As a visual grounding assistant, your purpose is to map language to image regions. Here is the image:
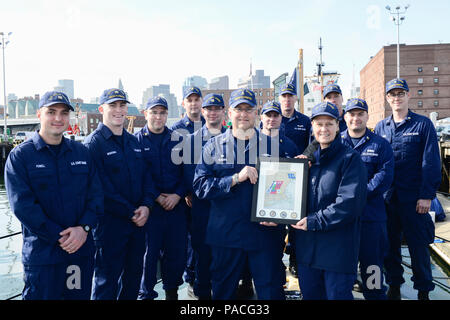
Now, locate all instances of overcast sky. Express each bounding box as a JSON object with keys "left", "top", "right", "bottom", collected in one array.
[{"left": 1, "top": 0, "right": 449, "bottom": 106}]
